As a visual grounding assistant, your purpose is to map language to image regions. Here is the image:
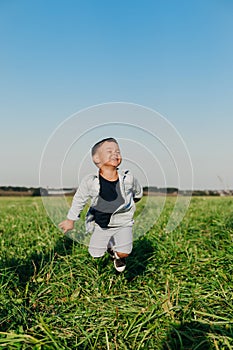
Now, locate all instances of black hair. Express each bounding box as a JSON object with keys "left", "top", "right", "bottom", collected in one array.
[{"left": 91, "top": 137, "right": 118, "bottom": 157}]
